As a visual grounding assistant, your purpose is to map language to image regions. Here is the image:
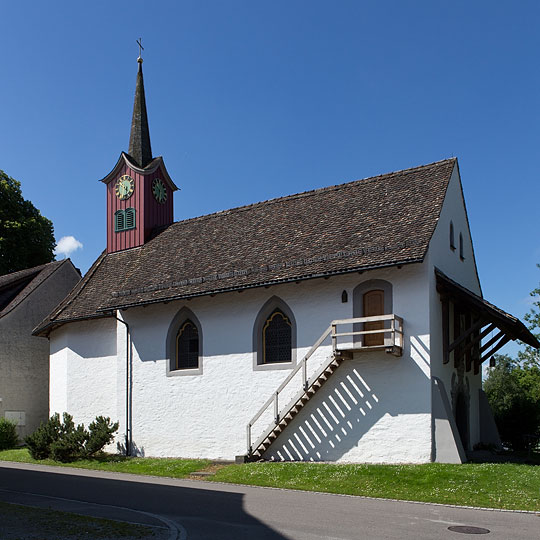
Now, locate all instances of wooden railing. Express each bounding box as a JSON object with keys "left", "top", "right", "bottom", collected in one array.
[{"left": 246, "top": 314, "right": 403, "bottom": 455}]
